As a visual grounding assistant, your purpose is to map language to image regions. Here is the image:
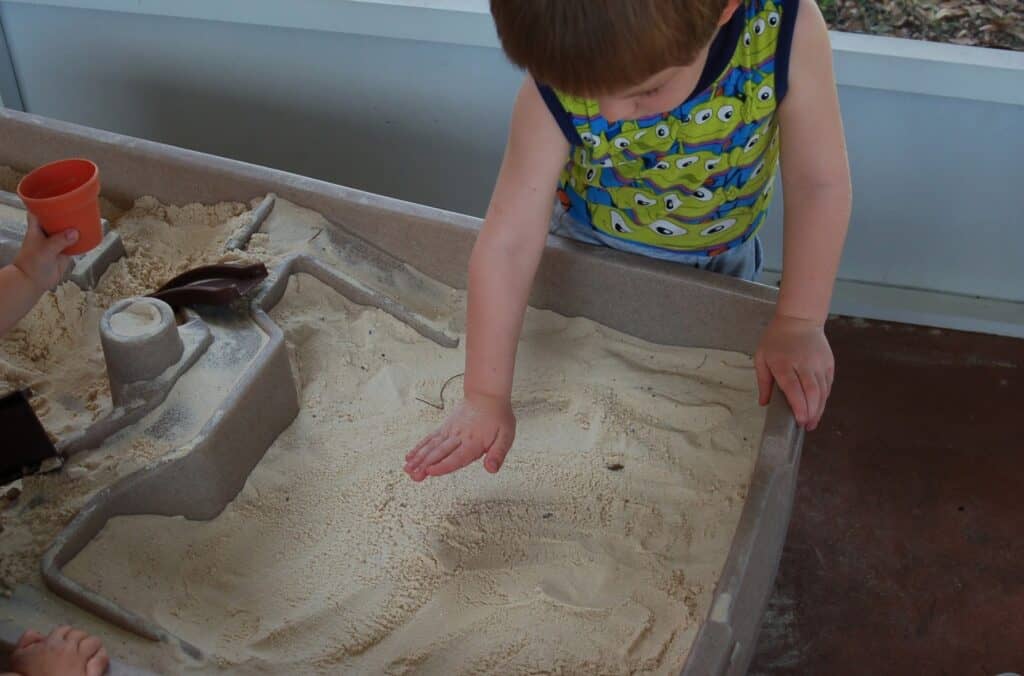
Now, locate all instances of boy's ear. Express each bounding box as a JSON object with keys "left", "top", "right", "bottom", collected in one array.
[{"left": 718, "top": 0, "right": 743, "bottom": 26}]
